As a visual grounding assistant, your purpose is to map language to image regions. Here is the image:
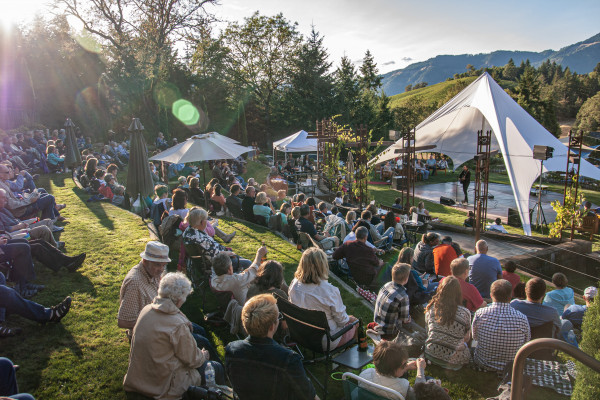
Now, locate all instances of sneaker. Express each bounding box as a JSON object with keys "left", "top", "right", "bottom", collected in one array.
[
  {"left": 56, "top": 204, "right": 66, "bottom": 211},
  {"left": 57, "top": 241, "right": 65, "bottom": 250},
  {"left": 49, "top": 297, "right": 72, "bottom": 323},
  {"left": 65, "top": 253, "right": 86, "bottom": 272},
  {"left": 0, "top": 326, "right": 22, "bottom": 338},
  {"left": 224, "top": 231, "right": 236, "bottom": 244},
  {"left": 52, "top": 226, "right": 65, "bottom": 233}
]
